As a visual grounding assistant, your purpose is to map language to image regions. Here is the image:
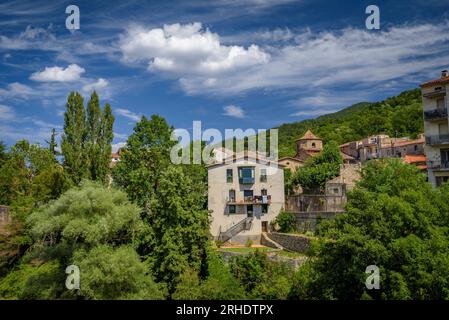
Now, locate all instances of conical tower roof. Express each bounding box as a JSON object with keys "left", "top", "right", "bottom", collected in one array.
[{"left": 296, "top": 129, "right": 321, "bottom": 141}]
